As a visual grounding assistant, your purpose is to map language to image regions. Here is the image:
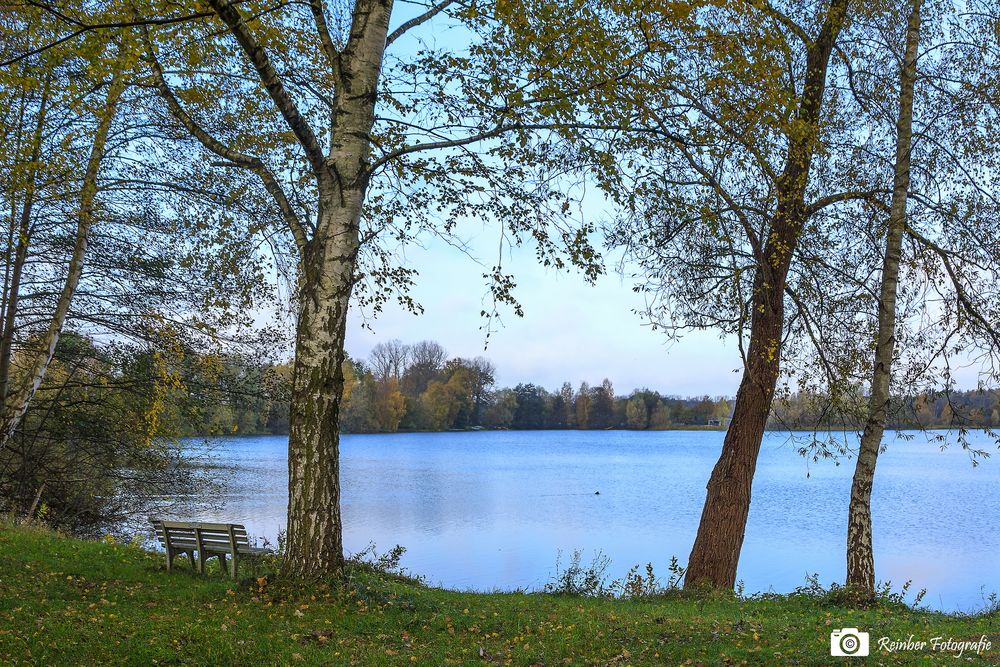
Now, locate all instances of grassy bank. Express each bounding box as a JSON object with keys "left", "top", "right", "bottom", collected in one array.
[{"left": 0, "top": 525, "right": 996, "bottom": 665}]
